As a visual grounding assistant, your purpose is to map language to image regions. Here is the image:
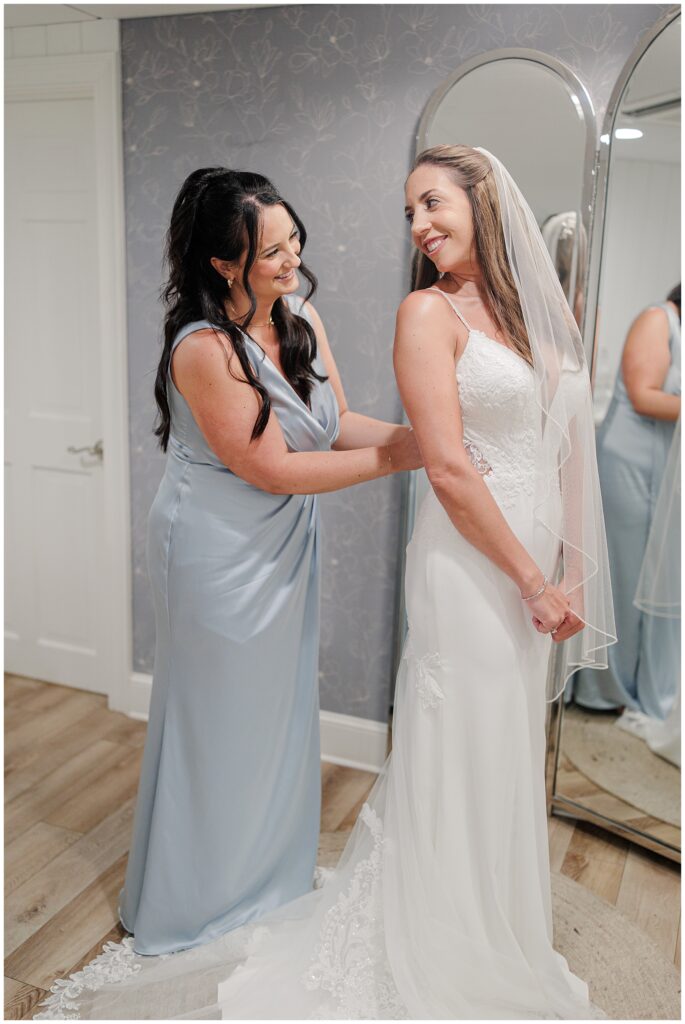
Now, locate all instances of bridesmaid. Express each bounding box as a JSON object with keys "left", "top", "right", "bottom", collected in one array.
[
  {"left": 119, "top": 168, "right": 421, "bottom": 955},
  {"left": 573, "top": 285, "right": 681, "bottom": 721}
]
